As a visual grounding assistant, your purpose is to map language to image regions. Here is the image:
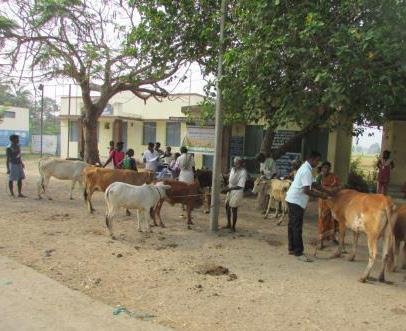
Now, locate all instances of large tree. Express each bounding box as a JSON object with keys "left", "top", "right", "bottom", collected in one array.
[
  {"left": 138, "top": 0, "right": 406, "bottom": 159},
  {"left": 218, "top": 0, "right": 406, "bottom": 158},
  {"left": 0, "top": 0, "right": 205, "bottom": 163}
]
